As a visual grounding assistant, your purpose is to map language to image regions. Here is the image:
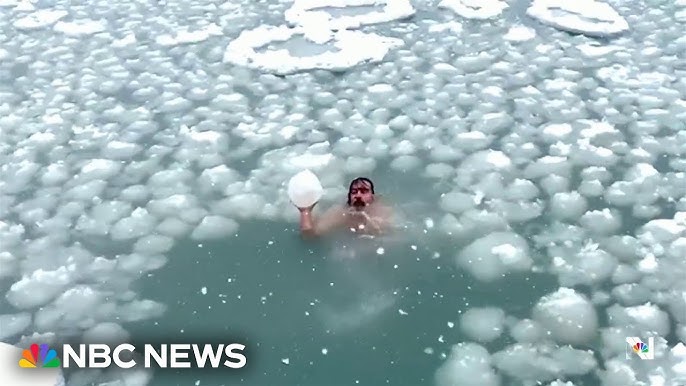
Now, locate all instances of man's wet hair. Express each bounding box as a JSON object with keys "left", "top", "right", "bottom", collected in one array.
[{"left": 347, "top": 177, "right": 375, "bottom": 205}]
